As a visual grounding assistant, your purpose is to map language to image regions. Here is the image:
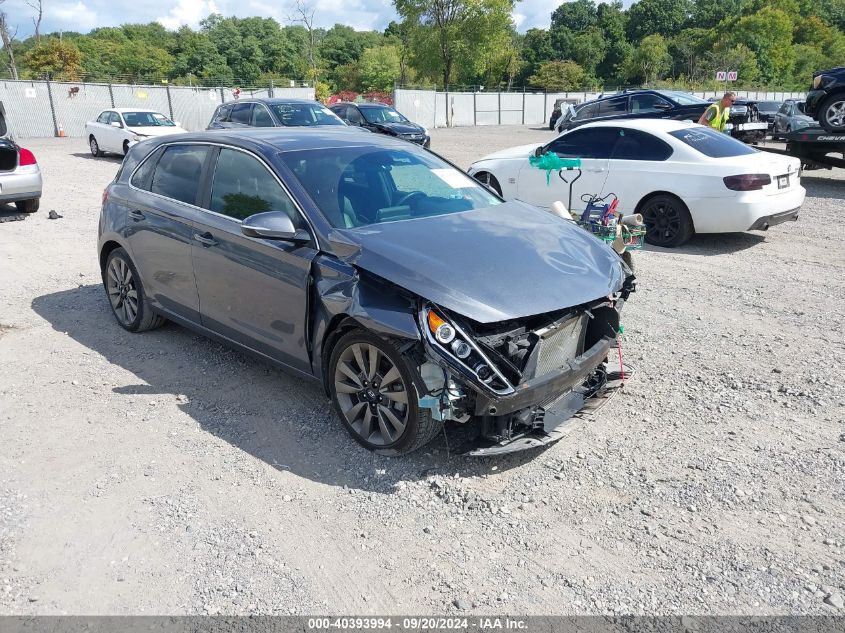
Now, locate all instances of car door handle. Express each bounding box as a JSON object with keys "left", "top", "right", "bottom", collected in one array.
[
  {"left": 585, "top": 167, "right": 606, "bottom": 172},
  {"left": 193, "top": 232, "right": 218, "bottom": 247},
  {"left": 129, "top": 210, "right": 145, "bottom": 221}
]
